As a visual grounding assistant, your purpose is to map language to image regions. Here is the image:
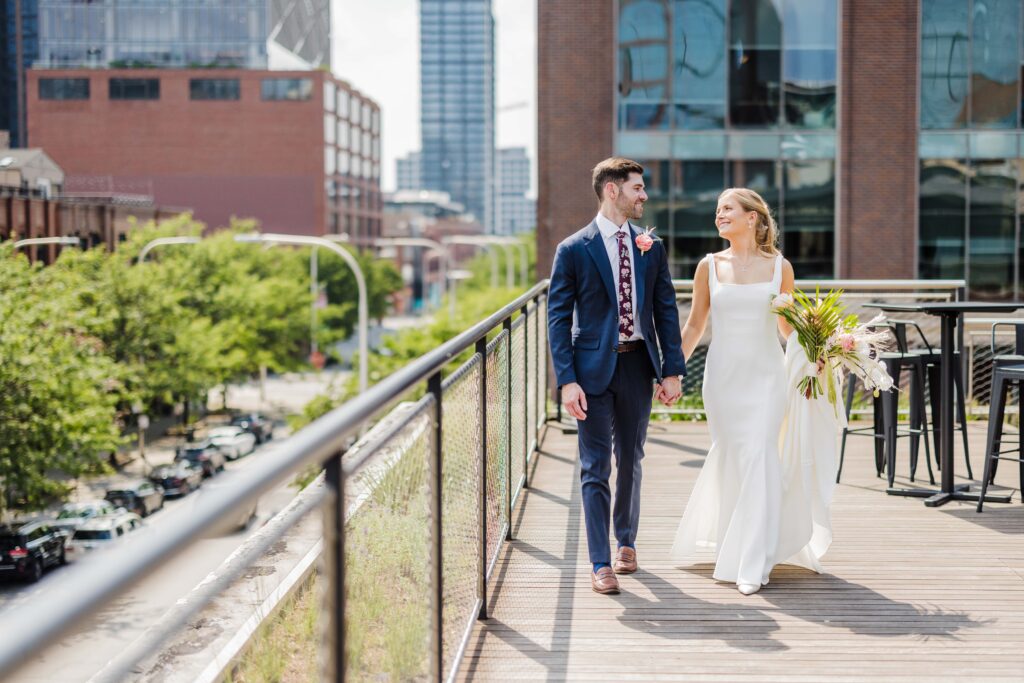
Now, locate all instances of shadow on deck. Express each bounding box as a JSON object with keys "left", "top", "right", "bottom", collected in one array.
[{"left": 459, "top": 420, "right": 1024, "bottom": 682}]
